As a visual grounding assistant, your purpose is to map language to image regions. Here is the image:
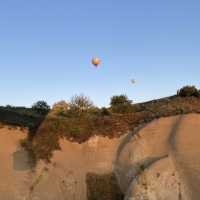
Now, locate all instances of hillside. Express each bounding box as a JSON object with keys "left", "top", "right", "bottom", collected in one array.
[
  {"left": 0, "top": 106, "right": 46, "bottom": 133},
  {"left": 31, "top": 95, "right": 200, "bottom": 162},
  {"left": 1, "top": 113, "right": 200, "bottom": 199},
  {"left": 1, "top": 94, "right": 200, "bottom": 162},
  {"left": 1, "top": 92, "right": 200, "bottom": 199}
]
